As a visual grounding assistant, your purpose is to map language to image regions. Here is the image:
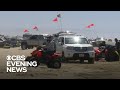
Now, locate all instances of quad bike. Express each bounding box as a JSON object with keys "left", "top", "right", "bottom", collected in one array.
[
  {"left": 94, "top": 47, "right": 105, "bottom": 61},
  {"left": 94, "top": 46, "right": 120, "bottom": 61},
  {"left": 25, "top": 49, "right": 62, "bottom": 69},
  {"left": 105, "top": 45, "right": 119, "bottom": 62}
]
